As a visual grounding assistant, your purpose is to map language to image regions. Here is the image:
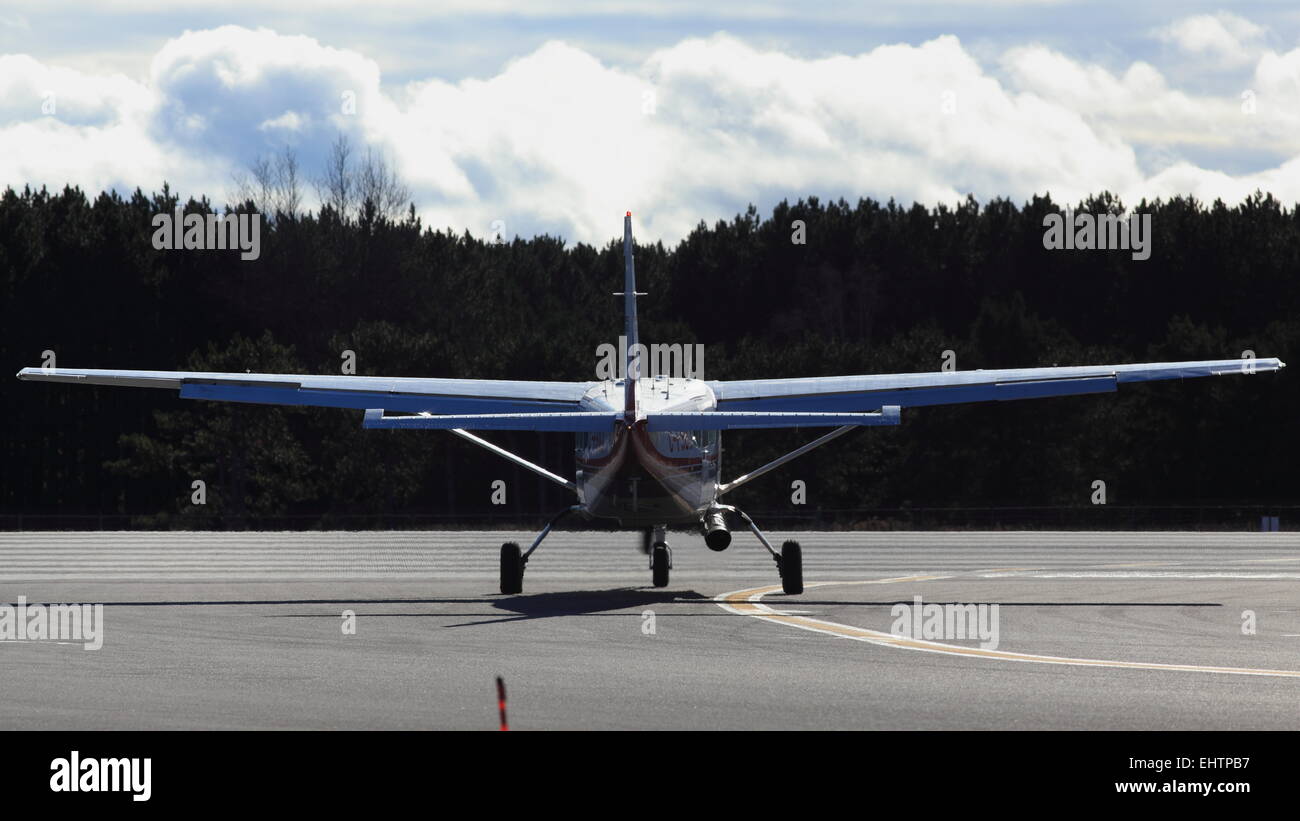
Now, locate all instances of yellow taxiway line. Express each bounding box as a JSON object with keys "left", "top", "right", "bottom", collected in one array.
[{"left": 715, "top": 578, "right": 1300, "bottom": 679}]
